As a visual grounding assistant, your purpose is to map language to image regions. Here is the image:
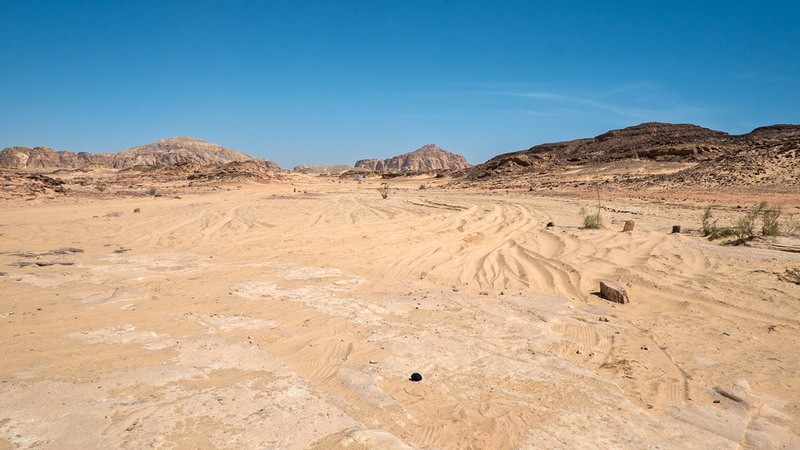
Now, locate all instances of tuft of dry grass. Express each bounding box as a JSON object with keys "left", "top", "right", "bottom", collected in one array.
[
  {"left": 779, "top": 267, "right": 800, "bottom": 285},
  {"left": 378, "top": 182, "right": 390, "bottom": 199}
]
